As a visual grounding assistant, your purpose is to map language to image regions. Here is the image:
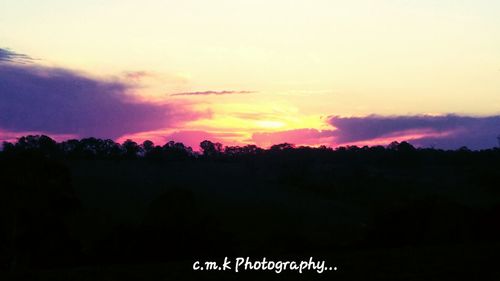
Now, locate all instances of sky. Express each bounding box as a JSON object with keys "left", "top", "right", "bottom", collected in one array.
[{"left": 1, "top": 0, "right": 500, "bottom": 149}]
